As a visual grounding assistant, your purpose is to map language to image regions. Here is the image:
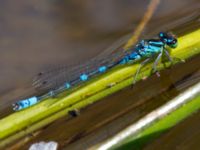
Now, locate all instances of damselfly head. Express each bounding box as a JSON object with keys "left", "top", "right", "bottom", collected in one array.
[{"left": 159, "top": 32, "right": 178, "bottom": 48}]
